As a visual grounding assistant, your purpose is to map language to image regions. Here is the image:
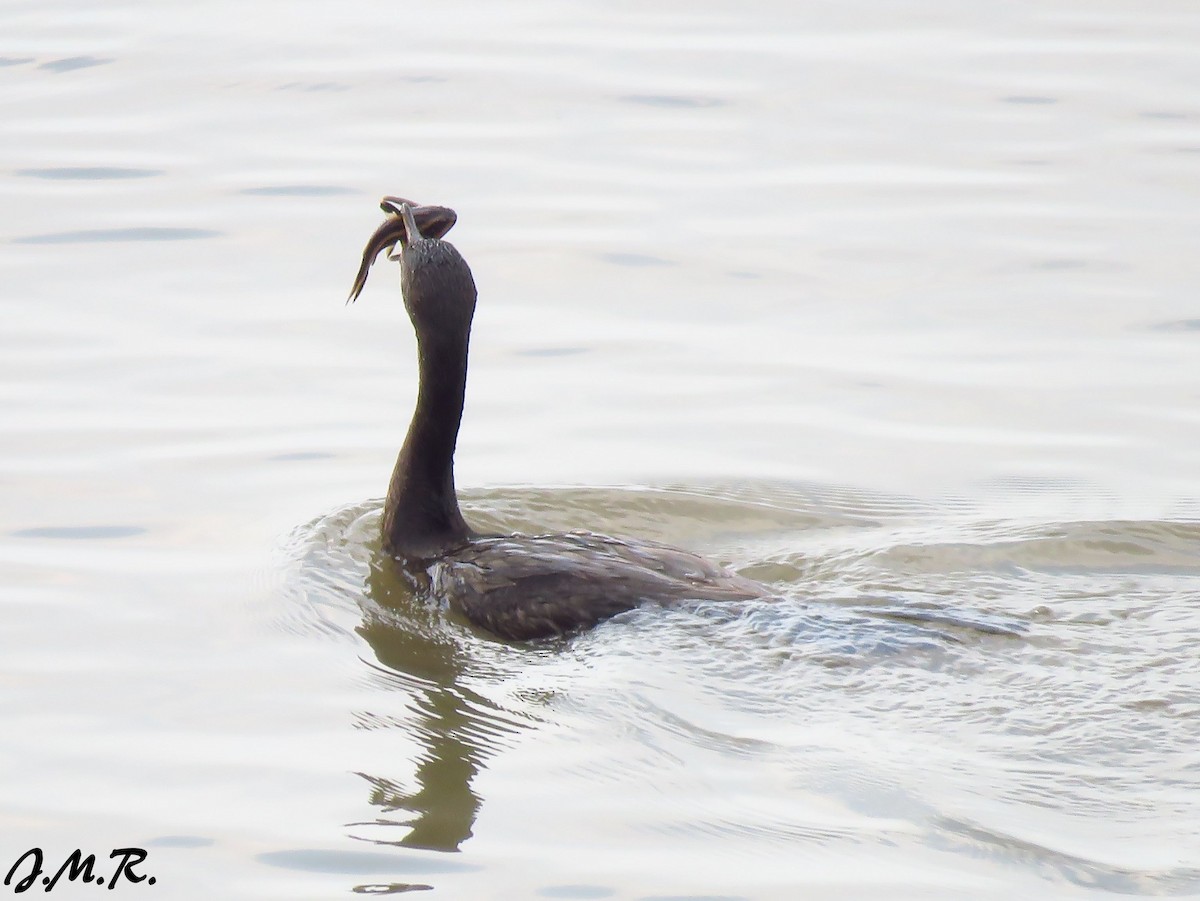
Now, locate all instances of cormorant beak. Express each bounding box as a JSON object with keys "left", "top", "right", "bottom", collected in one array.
[
  {"left": 347, "top": 198, "right": 458, "bottom": 303},
  {"left": 387, "top": 203, "right": 420, "bottom": 261}
]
